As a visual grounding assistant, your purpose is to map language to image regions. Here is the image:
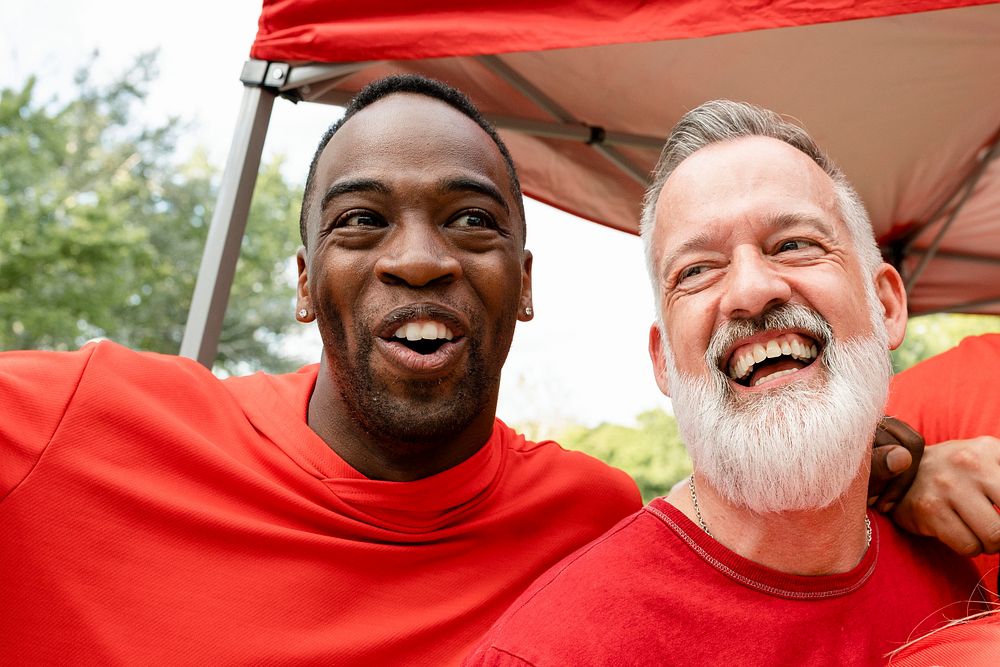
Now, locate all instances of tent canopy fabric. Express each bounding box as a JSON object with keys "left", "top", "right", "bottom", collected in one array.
[{"left": 180, "top": 0, "right": 1000, "bottom": 365}]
